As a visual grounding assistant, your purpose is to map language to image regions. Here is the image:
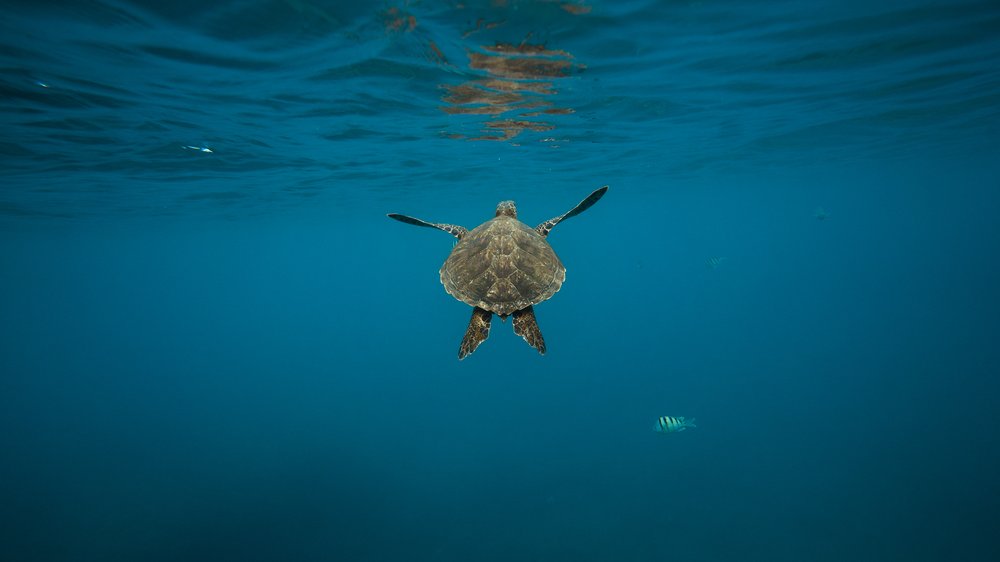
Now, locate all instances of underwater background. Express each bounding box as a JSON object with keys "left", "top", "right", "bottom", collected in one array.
[{"left": 2, "top": 1, "right": 999, "bottom": 560}]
